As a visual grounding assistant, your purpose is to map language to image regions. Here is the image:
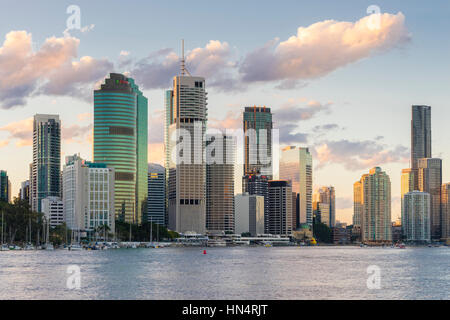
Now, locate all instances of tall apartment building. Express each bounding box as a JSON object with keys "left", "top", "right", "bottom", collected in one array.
[
  {"left": 355, "top": 167, "right": 392, "bottom": 243},
  {"left": 31, "top": 114, "right": 61, "bottom": 212},
  {"left": 41, "top": 197, "right": 64, "bottom": 228},
  {"left": 206, "top": 134, "right": 235, "bottom": 233},
  {"left": 63, "top": 155, "right": 115, "bottom": 233},
  {"left": 417, "top": 158, "right": 442, "bottom": 240},
  {"left": 268, "top": 180, "right": 292, "bottom": 235},
  {"left": 235, "top": 193, "right": 265, "bottom": 236},
  {"left": 94, "top": 73, "right": 148, "bottom": 224},
  {"left": 402, "top": 191, "right": 430, "bottom": 242},
  {"left": 243, "top": 106, "right": 273, "bottom": 178},
  {"left": 411, "top": 105, "right": 431, "bottom": 171},
  {"left": 0, "top": 171, "right": 10, "bottom": 203},
  {"left": 147, "top": 163, "right": 166, "bottom": 226},
  {"left": 279, "top": 146, "right": 313, "bottom": 227},
  {"left": 166, "top": 72, "right": 208, "bottom": 234},
  {"left": 441, "top": 183, "right": 450, "bottom": 241},
  {"left": 353, "top": 180, "right": 363, "bottom": 228}
]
